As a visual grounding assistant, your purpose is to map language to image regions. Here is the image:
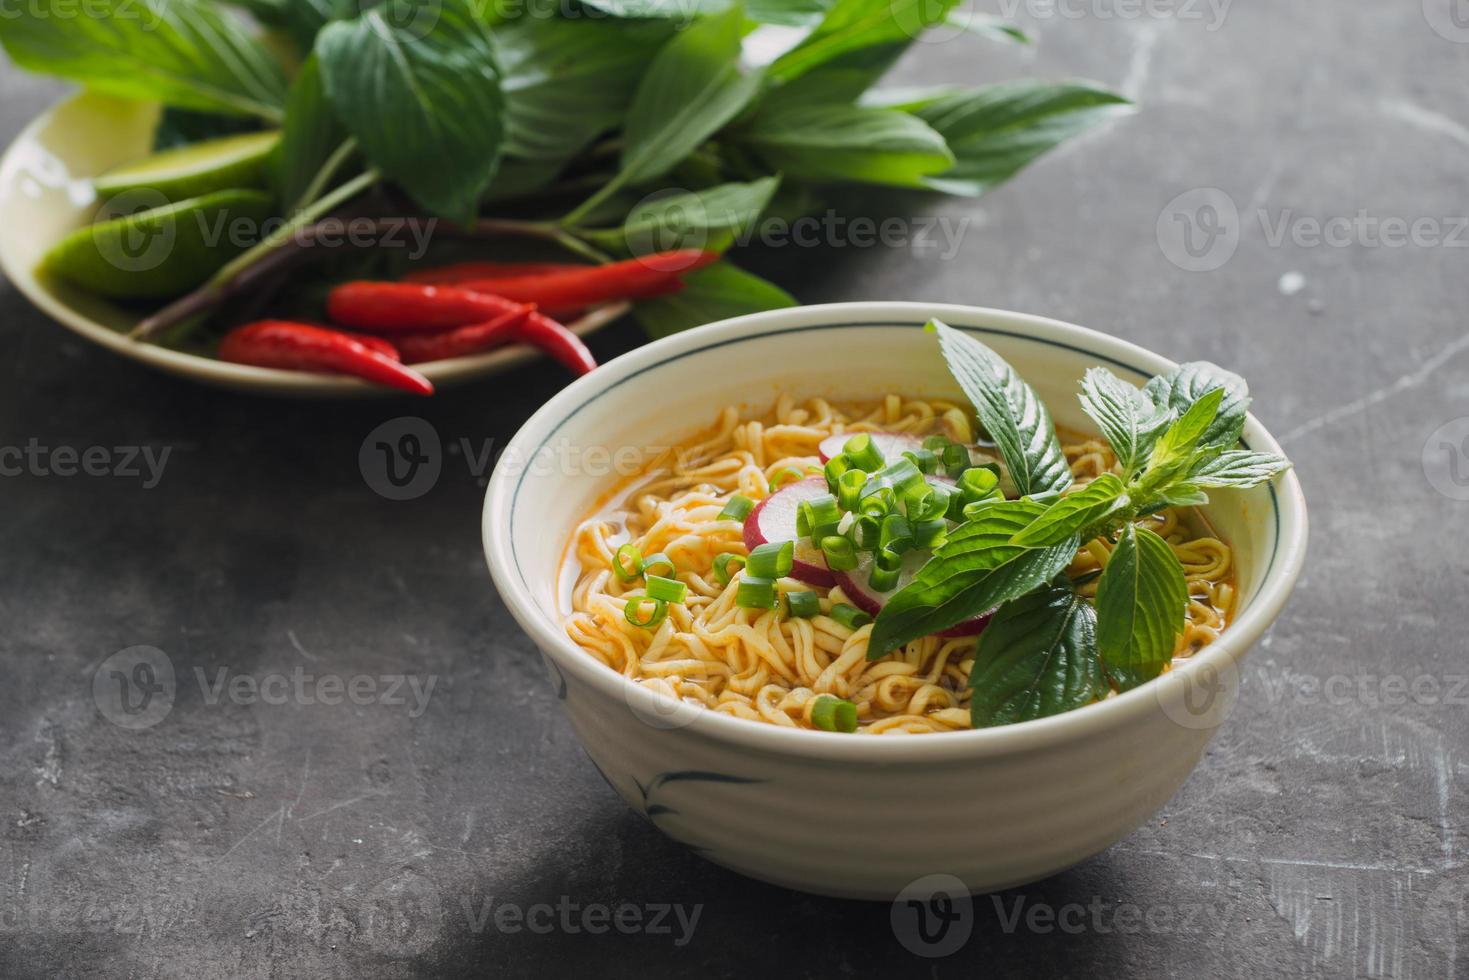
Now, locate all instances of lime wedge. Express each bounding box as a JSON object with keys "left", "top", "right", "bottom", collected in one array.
[
  {"left": 94, "top": 131, "right": 280, "bottom": 201},
  {"left": 41, "top": 189, "right": 275, "bottom": 300}
]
